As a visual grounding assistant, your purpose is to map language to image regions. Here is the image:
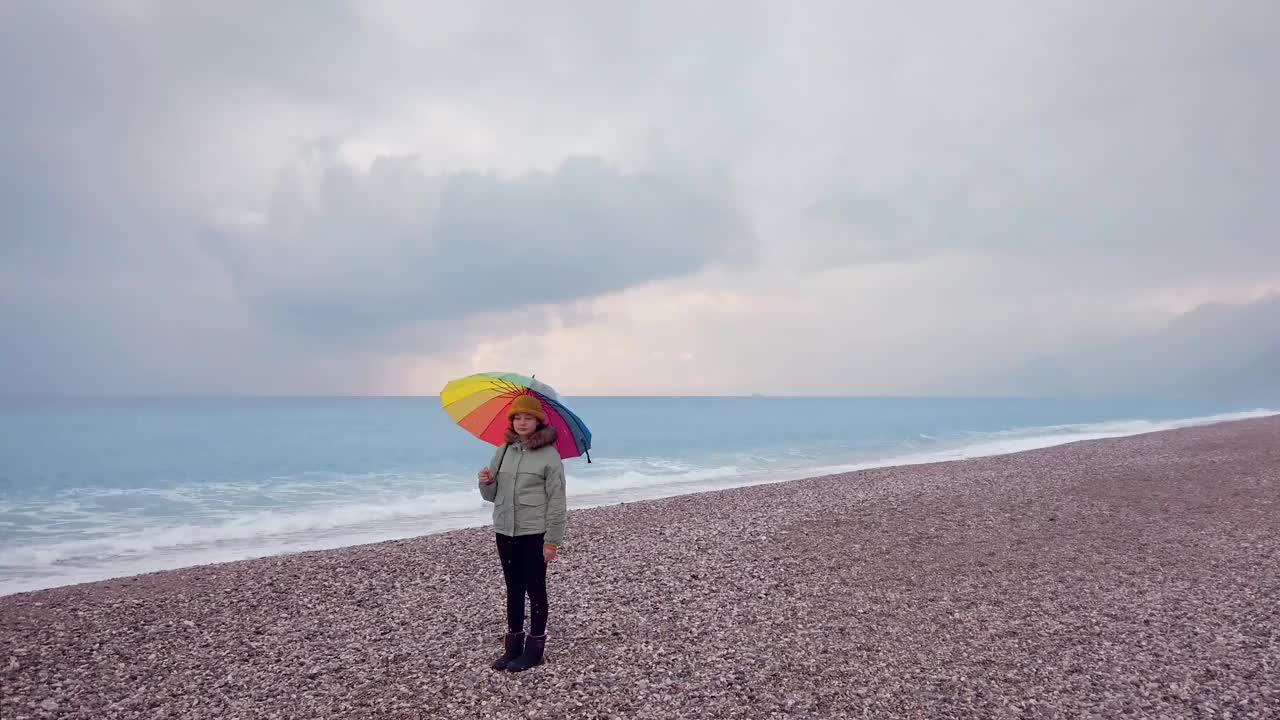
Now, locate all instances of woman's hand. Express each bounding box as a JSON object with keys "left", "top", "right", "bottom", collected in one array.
[
  {"left": 478, "top": 467, "right": 493, "bottom": 483},
  {"left": 543, "top": 544, "right": 558, "bottom": 563}
]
